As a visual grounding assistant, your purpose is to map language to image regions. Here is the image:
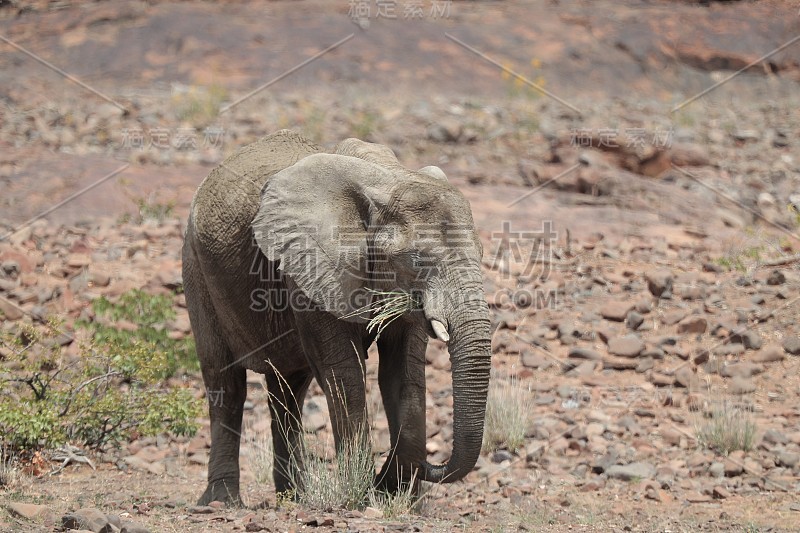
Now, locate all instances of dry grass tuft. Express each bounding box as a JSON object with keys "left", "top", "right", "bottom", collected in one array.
[
  {"left": 482, "top": 369, "right": 532, "bottom": 453},
  {"left": 695, "top": 400, "right": 757, "bottom": 455},
  {"left": 294, "top": 433, "right": 375, "bottom": 510},
  {"left": 245, "top": 430, "right": 274, "bottom": 487}
]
